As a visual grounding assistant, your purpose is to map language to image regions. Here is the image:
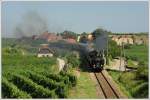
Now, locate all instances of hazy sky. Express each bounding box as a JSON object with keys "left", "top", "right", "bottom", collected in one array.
[{"left": 2, "top": 1, "right": 149, "bottom": 37}]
